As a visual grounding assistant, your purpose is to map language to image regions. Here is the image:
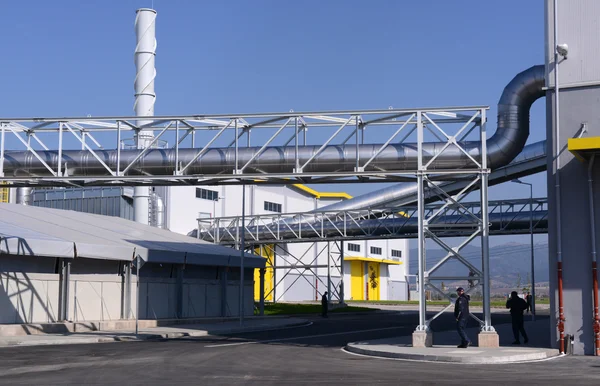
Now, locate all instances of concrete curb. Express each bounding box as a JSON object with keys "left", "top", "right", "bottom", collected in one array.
[
  {"left": 0, "top": 320, "right": 311, "bottom": 348},
  {"left": 344, "top": 343, "right": 561, "bottom": 364}
]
